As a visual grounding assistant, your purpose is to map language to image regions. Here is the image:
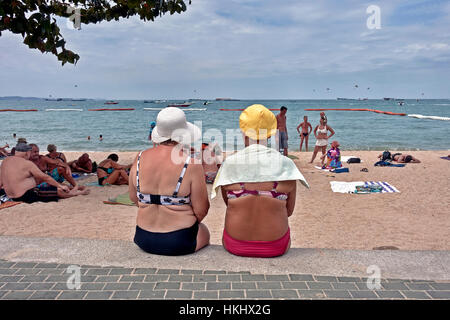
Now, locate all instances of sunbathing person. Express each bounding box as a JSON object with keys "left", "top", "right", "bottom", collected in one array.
[
  {"left": 68, "top": 153, "right": 94, "bottom": 173},
  {"left": 129, "top": 107, "right": 210, "bottom": 255},
  {"left": 28, "top": 144, "right": 78, "bottom": 188},
  {"left": 0, "top": 143, "right": 89, "bottom": 203},
  {"left": 212, "top": 104, "right": 309, "bottom": 258},
  {"left": 377, "top": 151, "right": 421, "bottom": 163},
  {"left": 97, "top": 154, "right": 131, "bottom": 185}
]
